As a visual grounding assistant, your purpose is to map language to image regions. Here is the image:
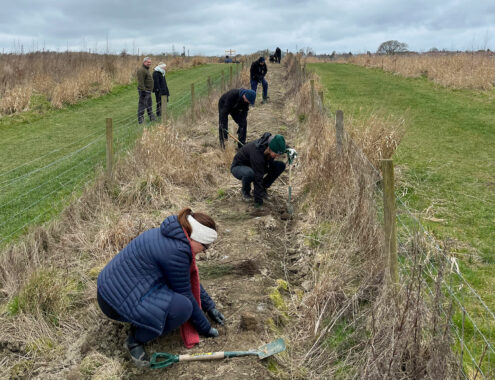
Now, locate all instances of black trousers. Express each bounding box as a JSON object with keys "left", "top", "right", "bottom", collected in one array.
[
  {"left": 154, "top": 92, "right": 168, "bottom": 117},
  {"left": 137, "top": 90, "right": 155, "bottom": 123},
  {"left": 219, "top": 112, "right": 247, "bottom": 149}
]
